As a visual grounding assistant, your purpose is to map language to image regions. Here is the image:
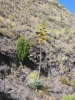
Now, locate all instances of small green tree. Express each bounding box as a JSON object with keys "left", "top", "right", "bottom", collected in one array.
[{"left": 16, "top": 36, "right": 29, "bottom": 62}]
